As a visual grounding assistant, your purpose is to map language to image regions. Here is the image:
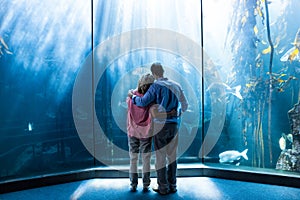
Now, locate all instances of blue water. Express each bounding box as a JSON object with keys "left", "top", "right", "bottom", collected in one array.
[{"left": 0, "top": 0, "right": 300, "bottom": 182}]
